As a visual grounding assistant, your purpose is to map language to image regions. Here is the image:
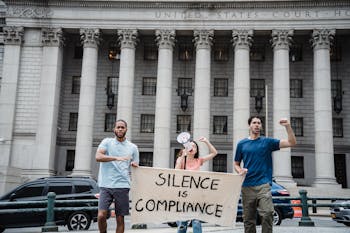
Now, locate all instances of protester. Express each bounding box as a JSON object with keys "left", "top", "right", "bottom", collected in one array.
[
  {"left": 95, "top": 119, "right": 139, "bottom": 233},
  {"left": 234, "top": 116, "right": 296, "bottom": 233}
]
